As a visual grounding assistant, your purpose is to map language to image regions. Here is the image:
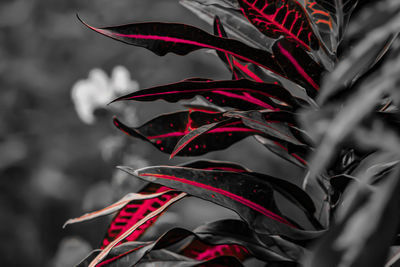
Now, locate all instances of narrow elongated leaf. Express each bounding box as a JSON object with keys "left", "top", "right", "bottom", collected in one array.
[
  {"left": 238, "top": 0, "right": 320, "bottom": 51},
  {"left": 79, "top": 229, "right": 246, "bottom": 267},
  {"left": 225, "top": 110, "right": 308, "bottom": 146},
  {"left": 120, "top": 165, "right": 324, "bottom": 240},
  {"left": 189, "top": 219, "right": 305, "bottom": 262},
  {"left": 170, "top": 119, "right": 255, "bottom": 158},
  {"left": 79, "top": 17, "right": 290, "bottom": 80},
  {"left": 180, "top": 159, "right": 250, "bottom": 172},
  {"left": 112, "top": 78, "right": 302, "bottom": 110},
  {"left": 272, "top": 39, "right": 323, "bottom": 98},
  {"left": 63, "top": 188, "right": 176, "bottom": 227},
  {"left": 101, "top": 184, "right": 180, "bottom": 248},
  {"left": 213, "top": 16, "right": 242, "bottom": 80},
  {"left": 113, "top": 111, "right": 261, "bottom": 157},
  {"left": 88, "top": 192, "right": 187, "bottom": 267},
  {"left": 136, "top": 250, "right": 244, "bottom": 266}
]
